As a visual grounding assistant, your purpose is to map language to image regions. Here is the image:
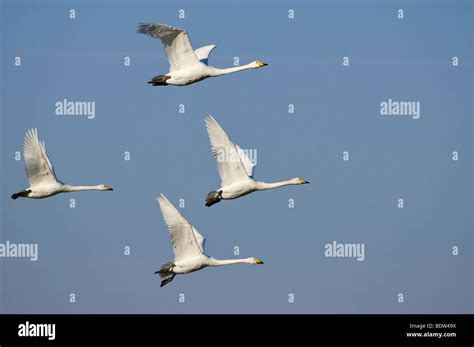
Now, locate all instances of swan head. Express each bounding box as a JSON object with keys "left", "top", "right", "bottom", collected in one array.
[
  {"left": 293, "top": 178, "right": 309, "bottom": 185},
  {"left": 253, "top": 257, "right": 264, "bottom": 265},
  {"left": 251, "top": 61, "right": 268, "bottom": 69},
  {"left": 100, "top": 185, "right": 114, "bottom": 191}
]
